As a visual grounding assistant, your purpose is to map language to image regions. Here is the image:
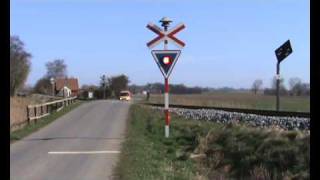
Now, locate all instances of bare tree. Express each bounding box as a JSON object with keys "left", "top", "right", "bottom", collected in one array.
[
  {"left": 33, "top": 59, "right": 68, "bottom": 95},
  {"left": 300, "top": 83, "right": 310, "bottom": 96},
  {"left": 33, "top": 77, "right": 51, "bottom": 95},
  {"left": 251, "top": 79, "right": 263, "bottom": 94},
  {"left": 45, "top": 59, "right": 67, "bottom": 78},
  {"left": 271, "top": 77, "right": 287, "bottom": 95},
  {"left": 10, "top": 36, "right": 32, "bottom": 96},
  {"left": 289, "top": 77, "right": 302, "bottom": 96}
]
